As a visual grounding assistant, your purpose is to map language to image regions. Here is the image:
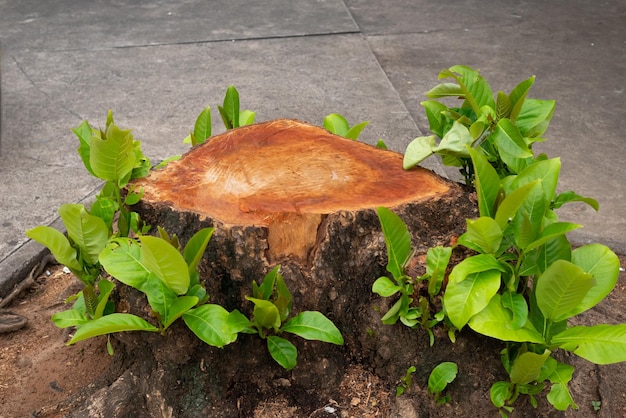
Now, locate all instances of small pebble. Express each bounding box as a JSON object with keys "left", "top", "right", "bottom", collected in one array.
[
  {"left": 16, "top": 356, "right": 32, "bottom": 368},
  {"left": 273, "top": 378, "right": 291, "bottom": 387}
]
